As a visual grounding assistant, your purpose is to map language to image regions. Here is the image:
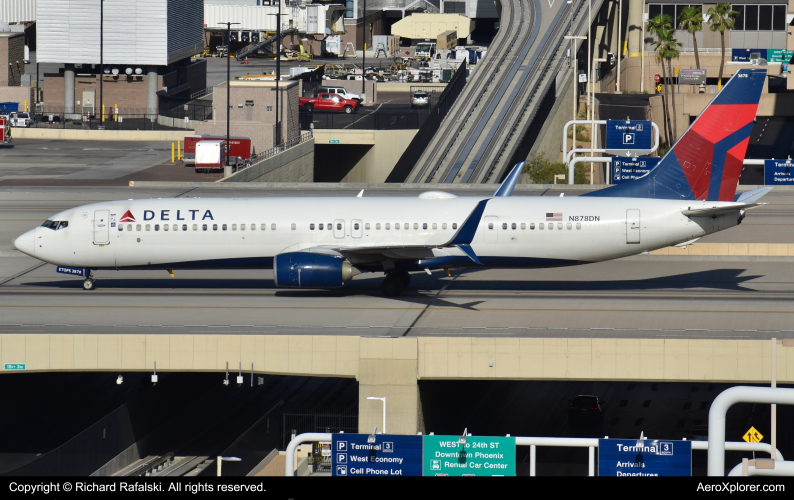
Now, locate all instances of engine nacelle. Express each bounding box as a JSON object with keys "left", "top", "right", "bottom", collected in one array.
[{"left": 274, "top": 252, "right": 357, "bottom": 288}]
